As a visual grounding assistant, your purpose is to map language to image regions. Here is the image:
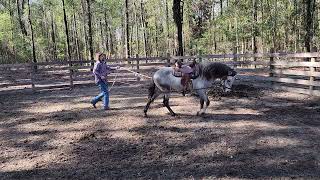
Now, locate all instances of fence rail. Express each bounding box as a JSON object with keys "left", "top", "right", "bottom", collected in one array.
[{"left": 1, "top": 53, "right": 319, "bottom": 96}]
